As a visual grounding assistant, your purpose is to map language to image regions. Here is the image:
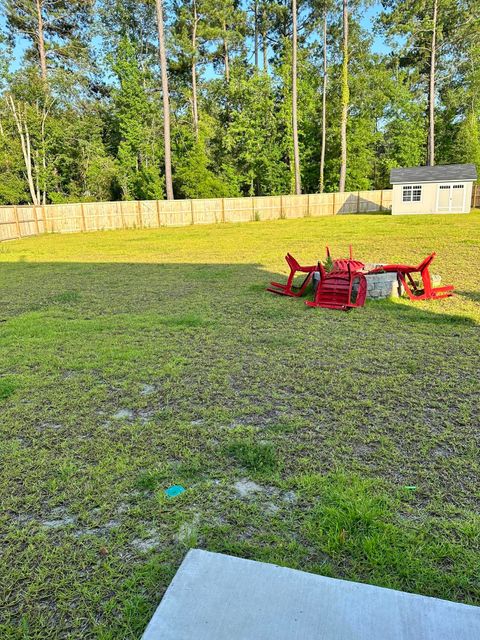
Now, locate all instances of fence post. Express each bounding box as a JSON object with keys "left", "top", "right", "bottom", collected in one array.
[
  {"left": 190, "top": 199, "right": 195, "bottom": 225},
  {"left": 136, "top": 200, "right": 143, "bottom": 228},
  {"left": 118, "top": 201, "right": 126, "bottom": 229},
  {"left": 332, "top": 192, "right": 336, "bottom": 216},
  {"left": 307, "top": 194, "right": 310, "bottom": 217},
  {"left": 80, "top": 203, "right": 87, "bottom": 232},
  {"left": 280, "top": 195, "right": 284, "bottom": 219},
  {"left": 251, "top": 196, "right": 255, "bottom": 221},
  {"left": 156, "top": 199, "right": 162, "bottom": 227},
  {"left": 357, "top": 190, "right": 361, "bottom": 213},
  {"left": 221, "top": 198, "right": 225, "bottom": 223},
  {"left": 379, "top": 189, "right": 383, "bottom": 211},
  {"left": 13, "top": 205, "right": 21, "bottom": 238},
  {"left": 41, "top": 204, "right": 48, "bottom": 232},
  {"left": 32, "top": 205, "right": 40, "bottom": 234}
]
